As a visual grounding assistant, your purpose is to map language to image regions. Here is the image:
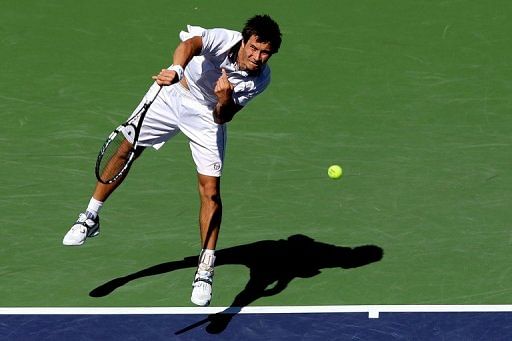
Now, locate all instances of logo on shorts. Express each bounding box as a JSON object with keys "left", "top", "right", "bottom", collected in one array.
[{"left": 213, "top": 163, "right": 221, "bottom": 171}]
